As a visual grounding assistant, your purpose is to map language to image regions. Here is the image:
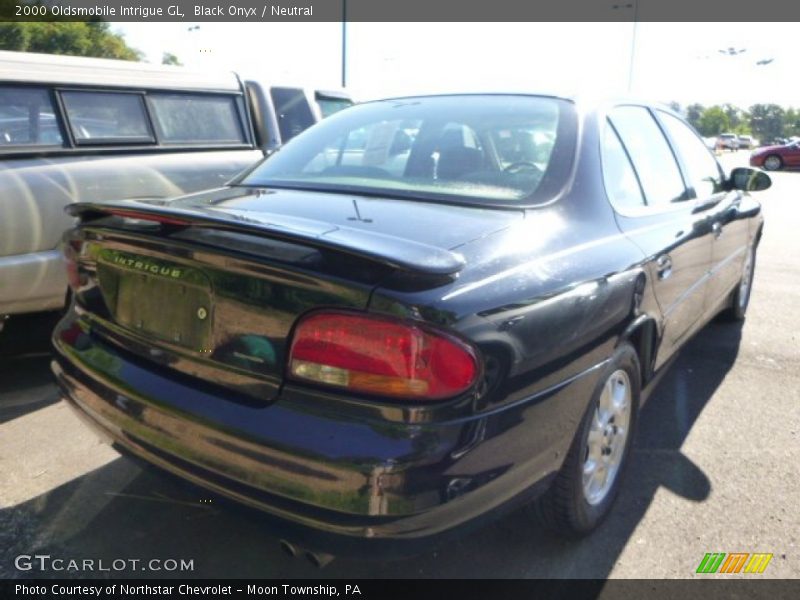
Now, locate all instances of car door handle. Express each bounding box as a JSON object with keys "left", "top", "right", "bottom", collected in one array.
[
  {"left": 656, "top": 254, "right": 673, "bottom": 280},
  {"left": 712, "top": 222, "right": 723, "bottom": 239}
]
